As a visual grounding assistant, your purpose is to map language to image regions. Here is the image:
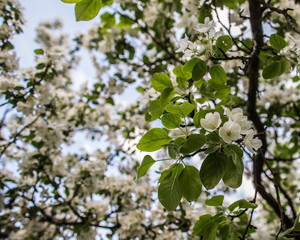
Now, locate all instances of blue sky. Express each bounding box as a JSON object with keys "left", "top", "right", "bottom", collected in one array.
[
  {"left": 12, "top": 1, "right": 140, "bottom": 154},
  {"left": 10, "top": 0, "right": 255, "bottom": 210},
  {"left": 15, "top": 0, "right": 98, "bottom": 67},
  {"left": 15, "top": 0, "right": 139, "bottom": 100}
]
